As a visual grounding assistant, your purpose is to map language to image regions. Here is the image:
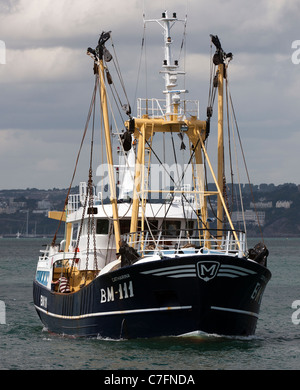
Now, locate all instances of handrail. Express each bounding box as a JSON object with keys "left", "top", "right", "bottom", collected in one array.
[
  {"left": 137, "top": 98, "right": 199, "bottom": 118},
  {"left": 67, "top": 190, "right": 103, "bottom": 214},
  {"left": 122, "top": 228, "right": 246, "bottom": 257}
]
